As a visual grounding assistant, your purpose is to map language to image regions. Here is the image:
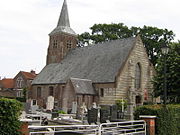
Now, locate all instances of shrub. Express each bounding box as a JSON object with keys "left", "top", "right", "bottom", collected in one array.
[
  {"left": 134, "top": 104, "right": 180, "bottom": 135},
  {"left": 0, "top": 98, "right": 23, "bottom": 135}
]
